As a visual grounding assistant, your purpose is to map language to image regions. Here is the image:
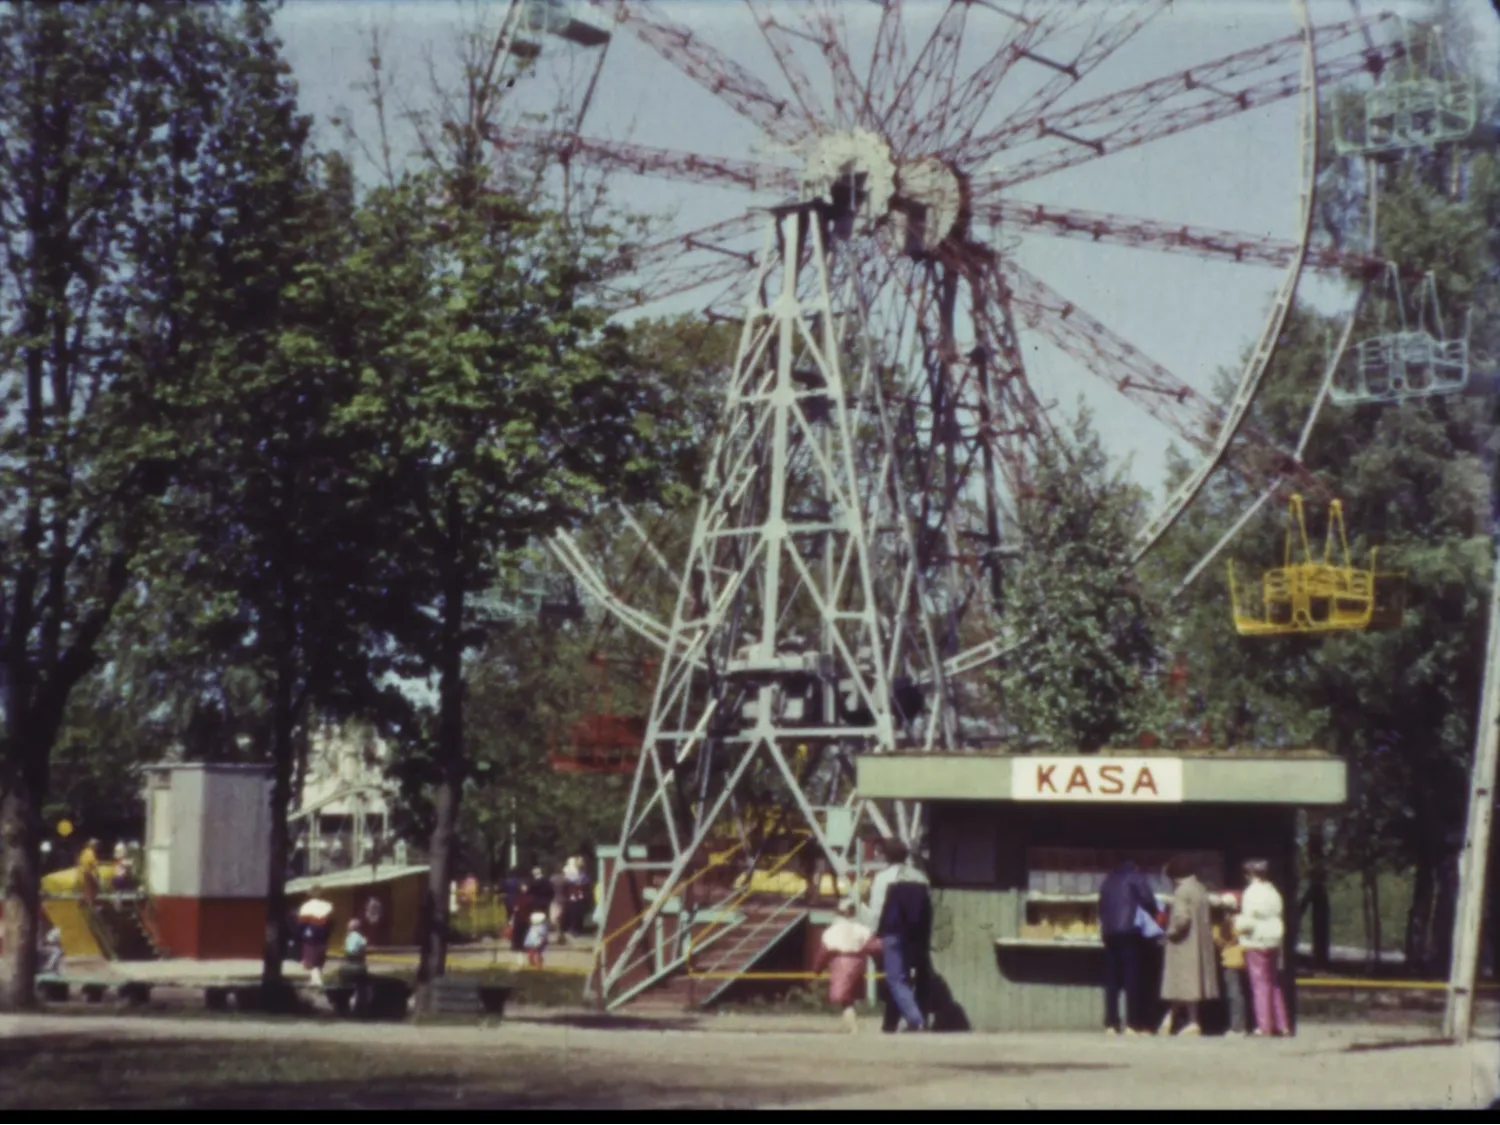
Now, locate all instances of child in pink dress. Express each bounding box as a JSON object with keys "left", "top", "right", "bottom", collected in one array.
[{"left": 814, "top": 899, "right": 881, "bottom": 1032}]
